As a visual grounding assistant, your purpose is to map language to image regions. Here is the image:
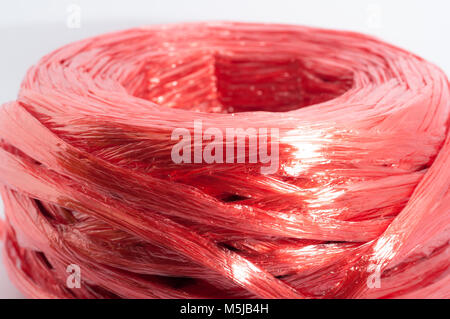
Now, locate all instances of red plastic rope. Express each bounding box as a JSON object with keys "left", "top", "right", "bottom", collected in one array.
[{"left": 0, "top": 22, "right": 448, "bottom": 299}]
